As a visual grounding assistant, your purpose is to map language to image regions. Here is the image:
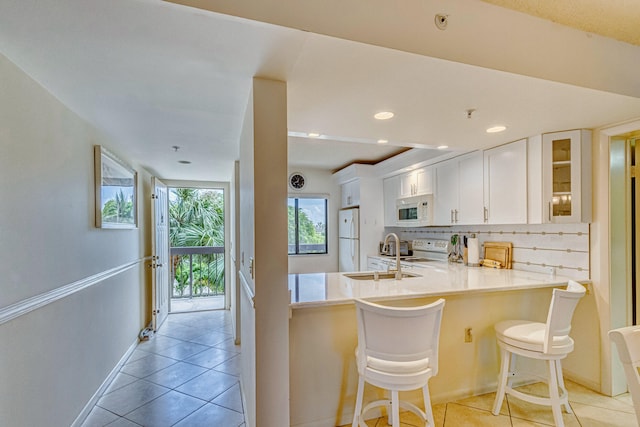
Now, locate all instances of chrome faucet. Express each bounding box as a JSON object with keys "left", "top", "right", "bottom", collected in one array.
[{"left": 383, "top": 232, "right": 403, "bottom": 280}]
